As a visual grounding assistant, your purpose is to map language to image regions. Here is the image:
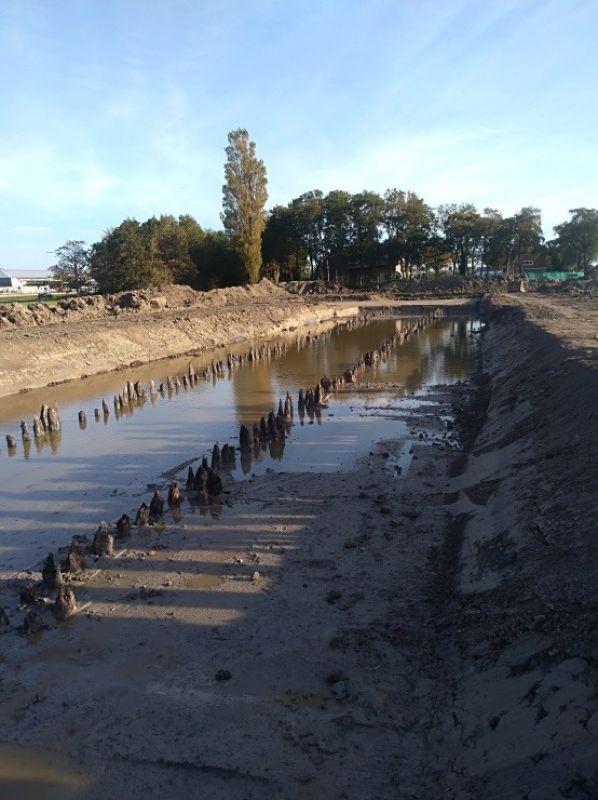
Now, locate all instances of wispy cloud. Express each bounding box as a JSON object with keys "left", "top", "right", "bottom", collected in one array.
[{"left": 15, "top": 225, "right": 47, "bottom": 233}]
